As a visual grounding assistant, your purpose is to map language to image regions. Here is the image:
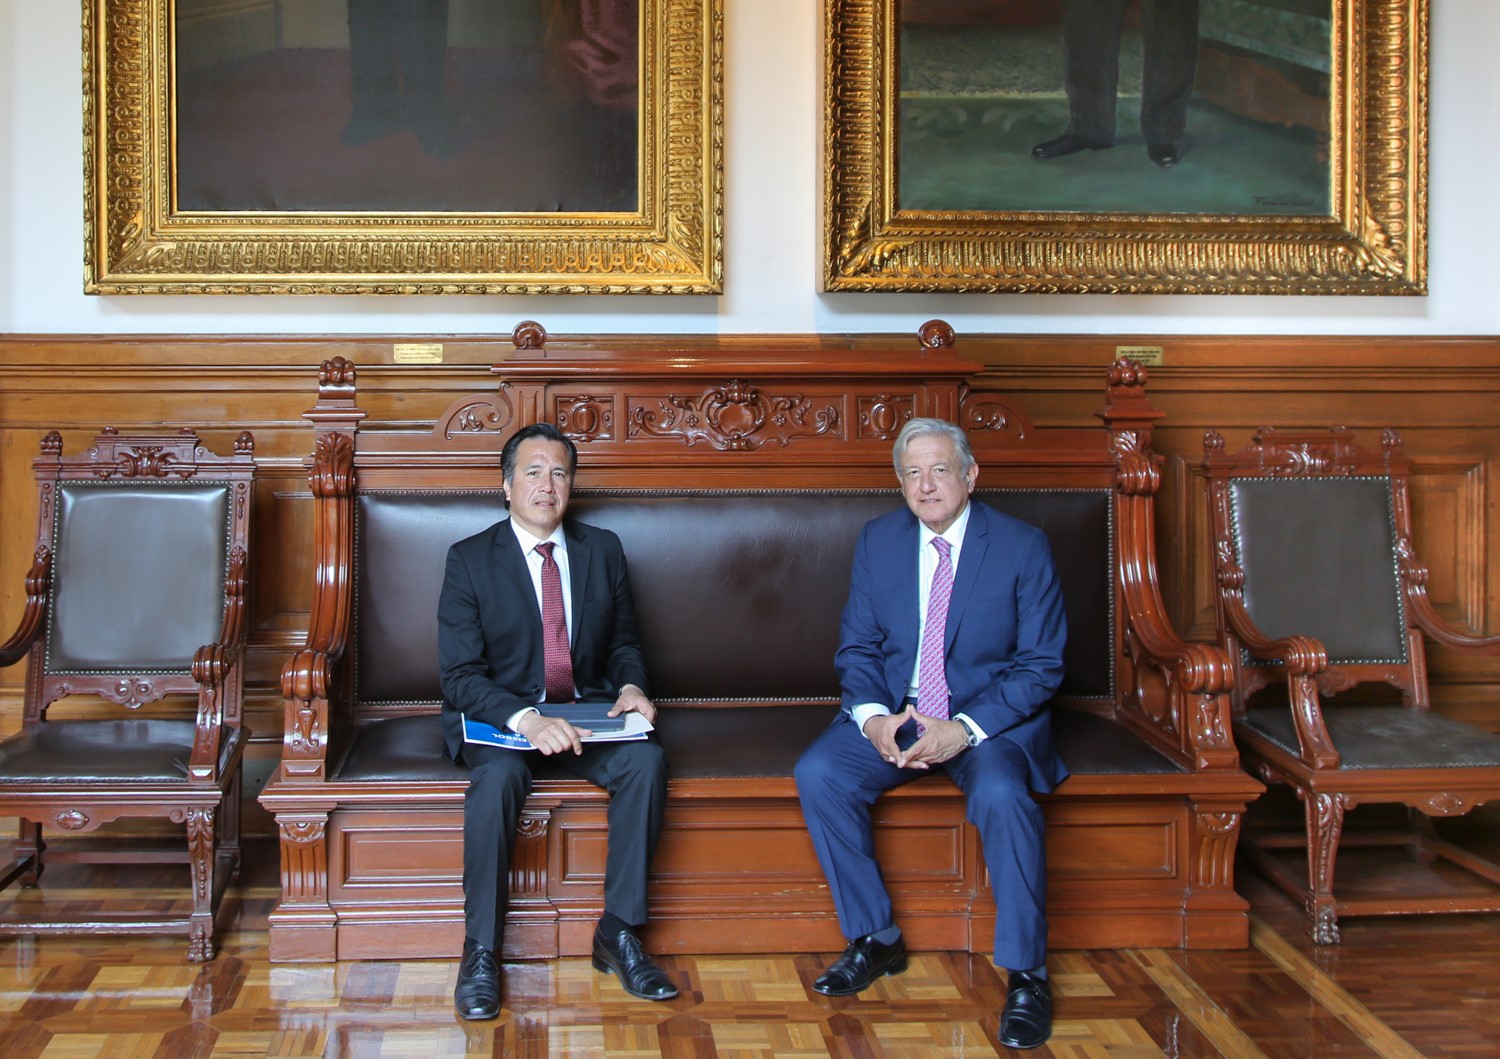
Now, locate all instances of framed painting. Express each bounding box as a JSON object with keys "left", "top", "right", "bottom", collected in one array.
[
  {"left": 823, "top": 0, "right": 1426, "bottom": 294},
  {"left": 84, "top": 0, "right": 722, "bottom": 294}
]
